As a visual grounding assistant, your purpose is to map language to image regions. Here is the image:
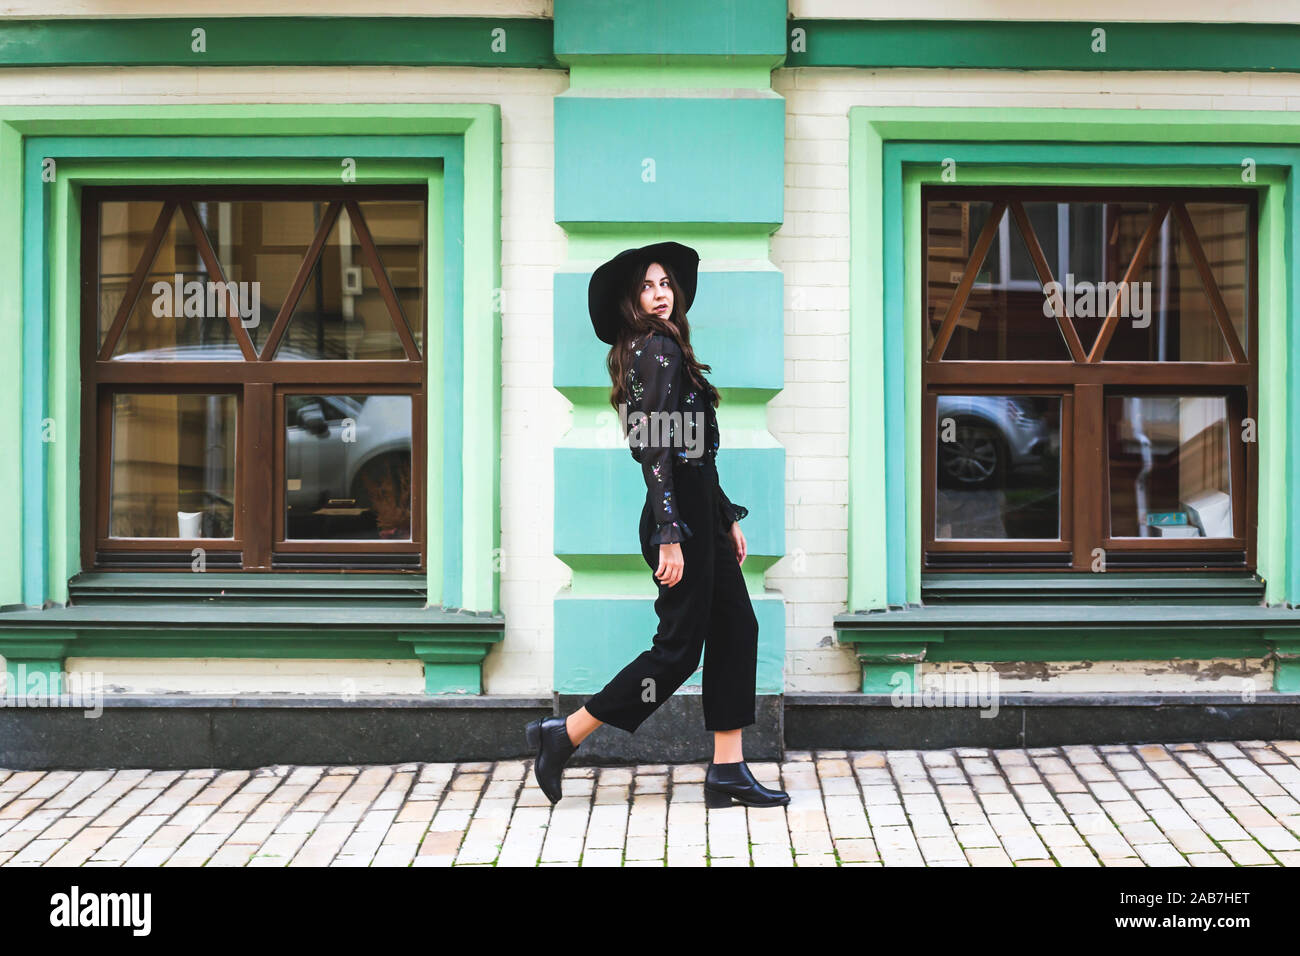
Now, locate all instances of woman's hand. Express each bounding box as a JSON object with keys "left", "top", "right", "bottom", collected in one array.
[
  {"left": 655, "top": 542, "right": 684, "bottom": 587},
  {"left": 727, "top": 521, "right": 747, "bottom": 566}
]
